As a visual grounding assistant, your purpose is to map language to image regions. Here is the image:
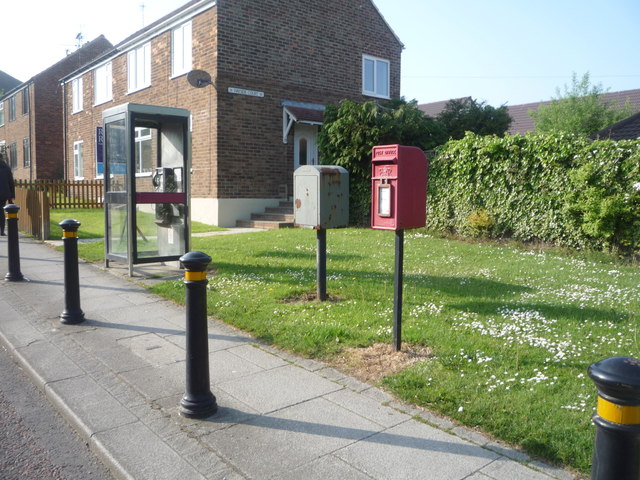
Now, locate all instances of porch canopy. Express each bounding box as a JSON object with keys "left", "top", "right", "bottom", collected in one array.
[{"left": 282, "top": 100, "right": 325, "bottom": 143}]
